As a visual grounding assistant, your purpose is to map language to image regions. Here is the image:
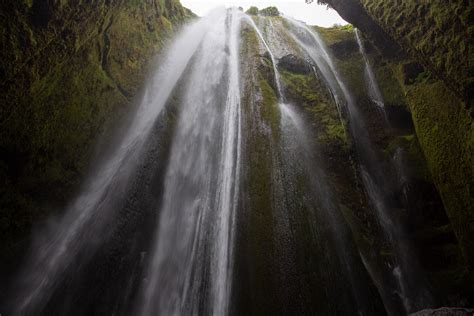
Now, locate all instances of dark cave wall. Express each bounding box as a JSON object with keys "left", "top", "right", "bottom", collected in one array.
[{"left": 0, "top": 0, "right": 193, "bottom": 266}]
